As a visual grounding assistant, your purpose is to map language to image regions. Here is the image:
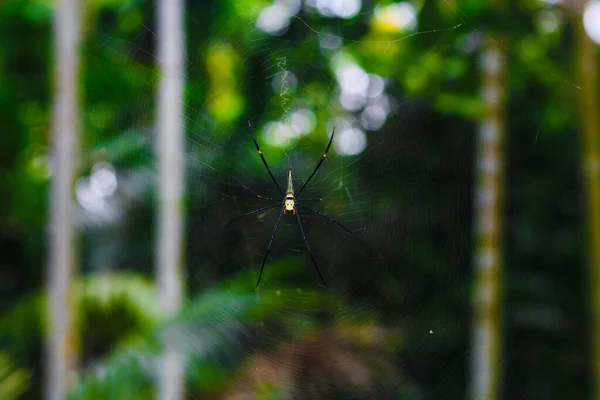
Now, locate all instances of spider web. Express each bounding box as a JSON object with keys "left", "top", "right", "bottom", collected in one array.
[
  {"left": 78, "top": 2, "right": 479, "bottom": 397},
  {"left": 77, "top": 0, "right": 569, "bottom": 398}
]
